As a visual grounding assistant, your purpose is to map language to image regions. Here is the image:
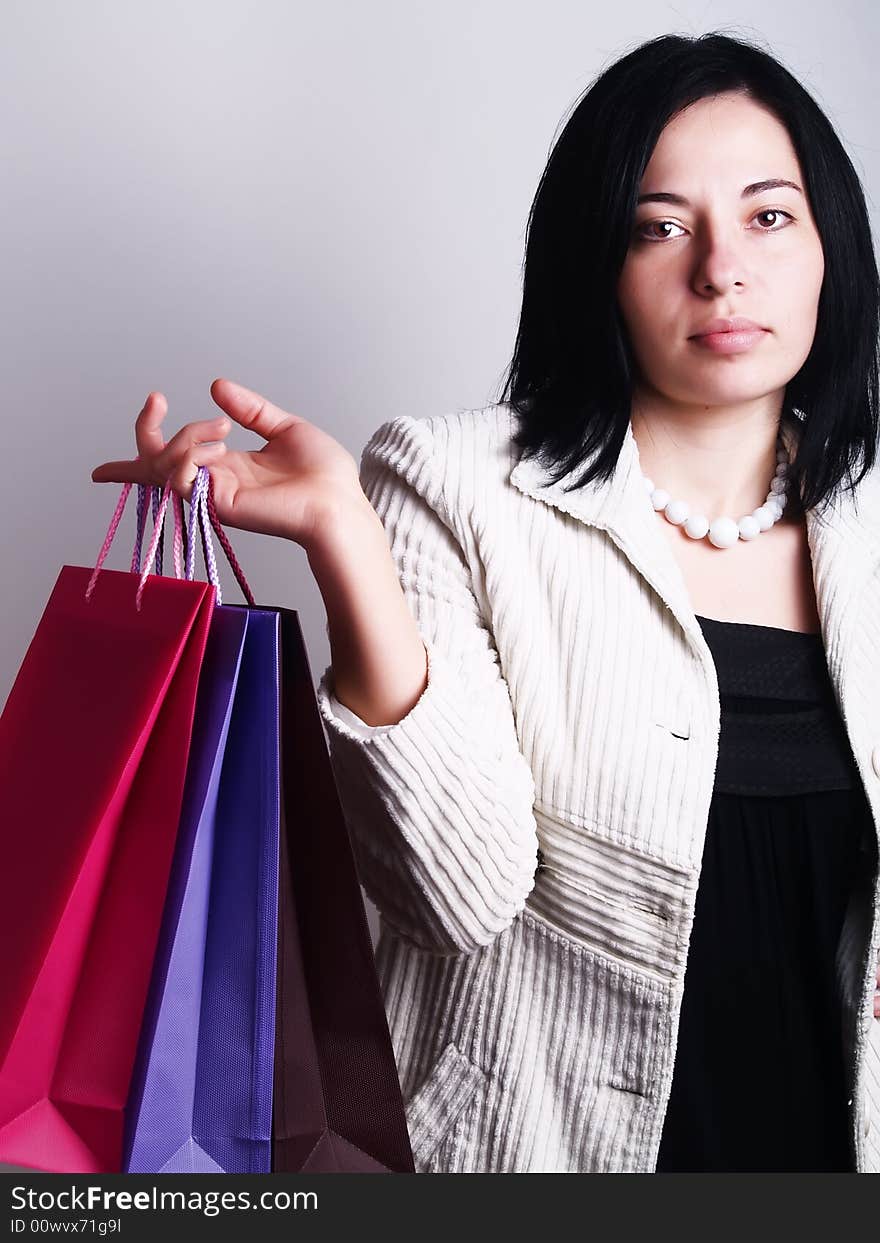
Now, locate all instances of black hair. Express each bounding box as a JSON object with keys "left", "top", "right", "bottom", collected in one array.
[{"left": 494, "top": 29, "right": 880, "bottom": 514}]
